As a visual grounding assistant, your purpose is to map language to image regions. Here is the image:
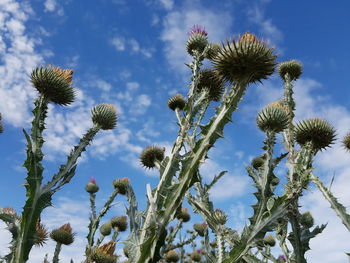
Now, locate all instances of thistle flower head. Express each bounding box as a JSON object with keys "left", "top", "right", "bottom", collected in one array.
[
  {"left": 213, "top": 209, "right": 227, "bottom": 225},
  {"left": 111, "top": 216, "right": 128, "bottom": 232},
  {"left": 193, "top": 222, "right": 207, "bottom": 237},
  {"left": 197, "top": 69, "right": 225, "bottom": 101},
  {"left": 165, "top": 250, "right": 179, "bottom": 263},
  {"left": 278, "top": 60, "right": 303, "bottom": 81},
  {"left": 342, "top": 132, "right": 350, "bottom": 152},
  {"left": 188, "top": 25, "right": 207, "bottom": 36},
  {"left": 212, "top": 32, "right": 277, "bottom": 84},
  {"left": 257, "top": 103, "right": 290, "bottom": 133},
  {"left": 31, "top": 65, "right": 75, "bottom": 105},
  {"left": 91, "top": 241, "right": 118, "bottom": 263},
  {"left": 300, "top": 211, "right": 314, "bottom": 228},
  {"left": 251, "top": 155, "right": 265, "bottom": 170},
  {"left": 263, "top": 234, "right": 276, "bottom": 247},
  {"left": 91, "top": 104, "right": 117, "bottom": 130},
  {"left": 2, "top": 207, "right": 17, "bottom": 216},
  {"left": 186, "top": 25, "right": 208, "bottom": 56},
  {"left": 190, "top": 251, "right": 202, "bottom": 262},
  {"left": 113, "top": 177, "right": 130, "bottom": 195},
  {"left": 140, "top": 145, "right": 165, "bottom": 168},
  {"left": 50, "top": 223, "right": 75, "bottom": 245},
  {"left": 176, "top": 207, "right": 191, "bottom": 222},
  {"left": 204, "top": 43, "right": 221, "bottom": 60},
  {"left": 85, "top": 178, "right": 99, "bottom": 194},
  {"left": 277, "top": 255, "right": 287, "bottom": 262},
  {"left": 294, "top": 118, "right": 336, "bottom": 152},
  {"left": 34, "top": 220, "right": 49, "bottom": 247},
  {"left": 168, "top": 94, "right": 186, "bottom": 111}
]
